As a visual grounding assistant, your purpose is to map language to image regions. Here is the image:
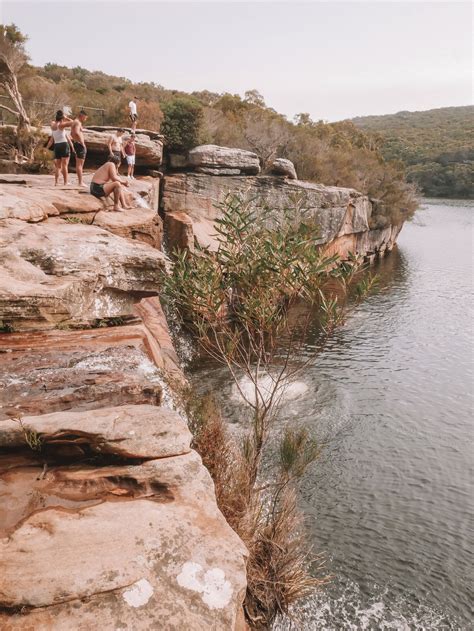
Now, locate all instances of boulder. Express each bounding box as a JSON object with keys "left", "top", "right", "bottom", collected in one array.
[
  {"left": 93, "top": 207, "right": 163, "bottom": 249},
  {"left": 165, "top": 211, "right": 195, "bottom": 251},
  {"left": 271, "top": 158, "right": 297, "bottom": 179},
  {"left": 188, "top": 144, "right": 260, "bottom": 175},
  {"left": 0, "top": 218, "right": 167, "bottom": 330},
  {"left": 82, "top": 128, "right": 163, "bottom": 168},
  {"left": 0, "top": 417, "right": 248, "bottom": 630}
]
